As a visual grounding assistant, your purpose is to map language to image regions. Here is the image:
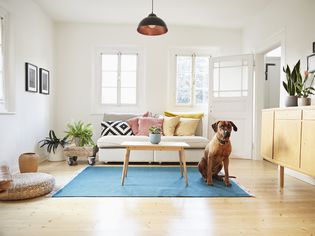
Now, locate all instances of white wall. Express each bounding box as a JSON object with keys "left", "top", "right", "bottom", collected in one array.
[
  {"left": 54, "top": 23, "right": 242, "bottom": 140},
  {"left": 0, "top": 0, "right": 55, "bottom": 170},
  {"left": 242, "top": 0, "right": 315, "bottom": 90}
]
